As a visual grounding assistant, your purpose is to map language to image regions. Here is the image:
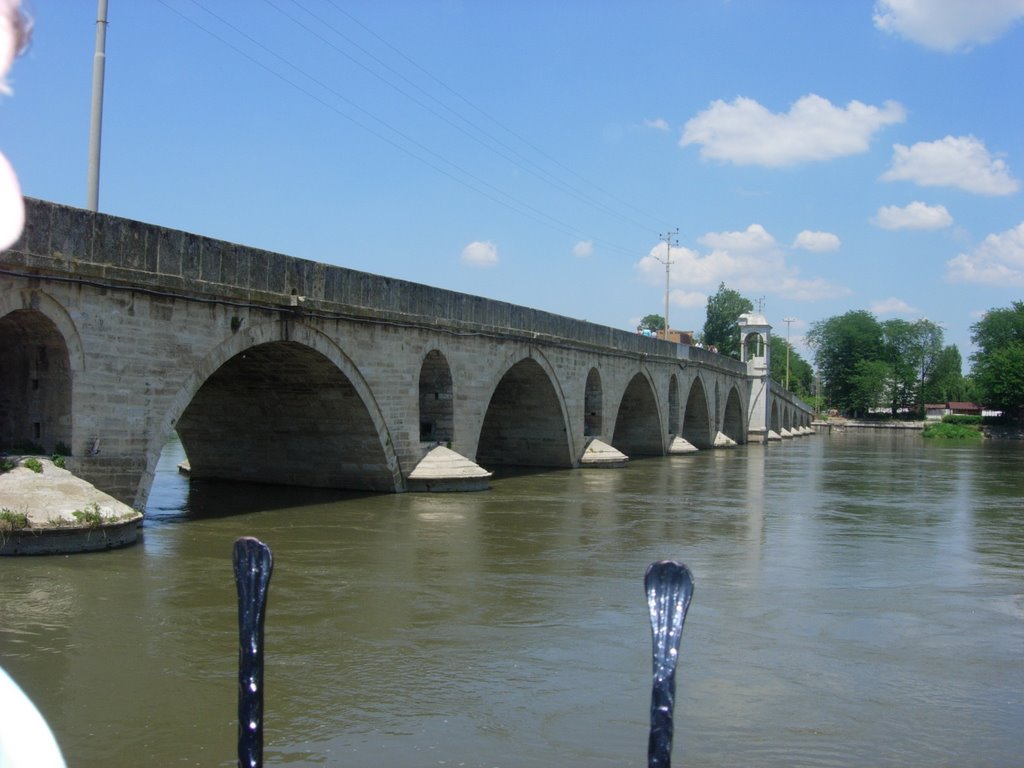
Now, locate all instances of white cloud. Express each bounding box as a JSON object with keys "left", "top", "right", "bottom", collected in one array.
[
  {"left": 881, "top": 135, "right": 1019, "bottom": 195},
  {"left": 699, "top": 223, "right": 778, "bottom": 253},
  {"left": 874, "top": 201, "right": 954, "bottom": 230},
  {"left": 793, "top": 230, "right": 841, "bottom": 252},
  {"left": 460, "top": 240, "right": 498, "bottom": 267},
  {"left": 946, "top": 222, "right": 1024, "bottom": 286},
  {"left": 634, "top": 224, "right": 849, "bottom": 301},
  {"left": 643, "top": 118, "right": 670, "bottom": 131},
  {"left": 573, "top": 240, "right": 593, "bottom": 258},
  {"left": 680, "top": 94, "right": 905, "bottom": 167},
  {"left": 871, "top": 296, "right": 918, "bottom": 315},
  {"left": 669, "top": 289, "right": 707, "bottom": 309},
  {"left": 873, "top": 0, "right": 1024, "bottom": 52}
]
